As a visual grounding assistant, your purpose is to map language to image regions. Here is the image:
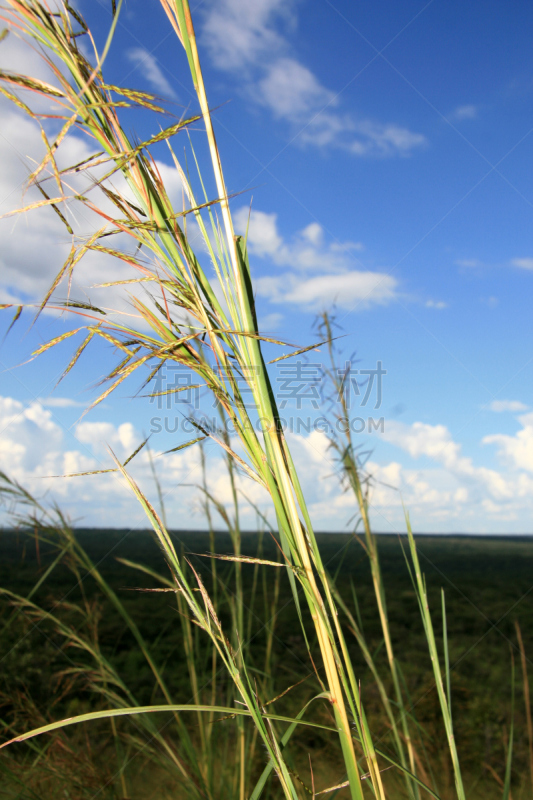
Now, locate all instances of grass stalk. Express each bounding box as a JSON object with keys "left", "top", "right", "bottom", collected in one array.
[
  {"left": 515, "top": 621, "right": 533, "bottom": 799},
  {"left": 404, "top": 516, "right": 466, "bottom": 800},
  {"left": 319, "top": 313, "right": 418, "bottom": 799},
  {"left": 502, "top": 652, "right": 515, "bottom": 800}
]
